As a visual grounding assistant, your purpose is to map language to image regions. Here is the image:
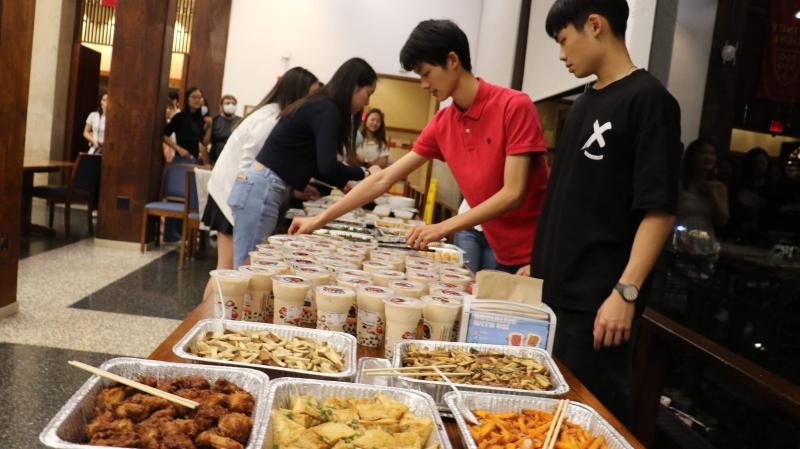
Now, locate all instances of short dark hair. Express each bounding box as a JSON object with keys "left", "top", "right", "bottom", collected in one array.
[
  {"left": 545, "top": 0, "right": 629, "bottom": 40},
  {"left": 400, "top": 19, "right": 472, "bottom": 72}
]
